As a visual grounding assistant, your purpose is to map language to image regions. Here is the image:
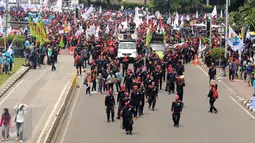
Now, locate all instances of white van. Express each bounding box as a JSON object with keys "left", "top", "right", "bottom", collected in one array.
[{"left": 117, "top": 41, "right": 137, "bottom": 61}]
